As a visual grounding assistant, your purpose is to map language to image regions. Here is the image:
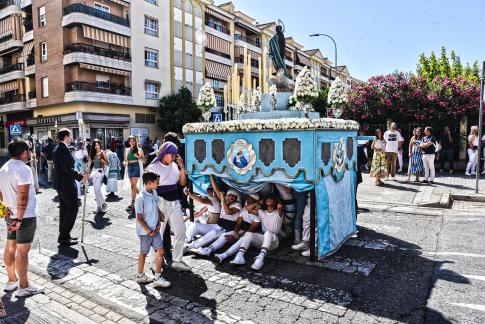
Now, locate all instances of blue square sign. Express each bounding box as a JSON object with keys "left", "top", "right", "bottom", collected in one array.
[
  {"left": 213, "top": 113, "right": 223, "bottom": 122},
  {"left": 9, "top": 124, "right": 22, "bottom": 135}
]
